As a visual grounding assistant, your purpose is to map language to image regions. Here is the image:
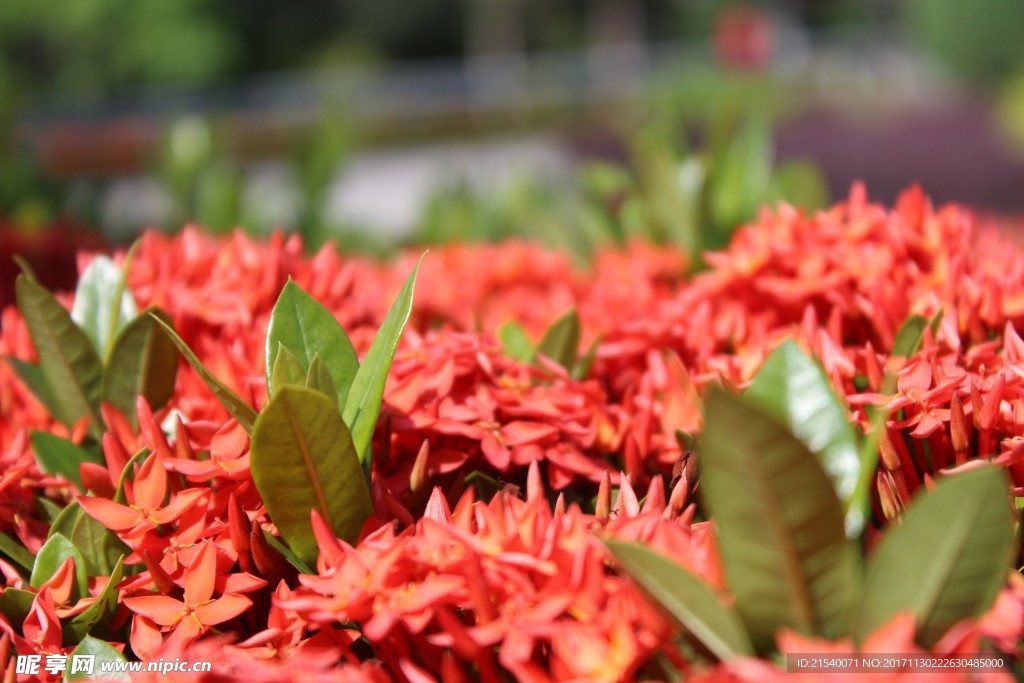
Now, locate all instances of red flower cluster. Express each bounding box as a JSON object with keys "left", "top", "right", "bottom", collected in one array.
[{"left": 1, "top": 184, "right": 1023, "bottom": 681}]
